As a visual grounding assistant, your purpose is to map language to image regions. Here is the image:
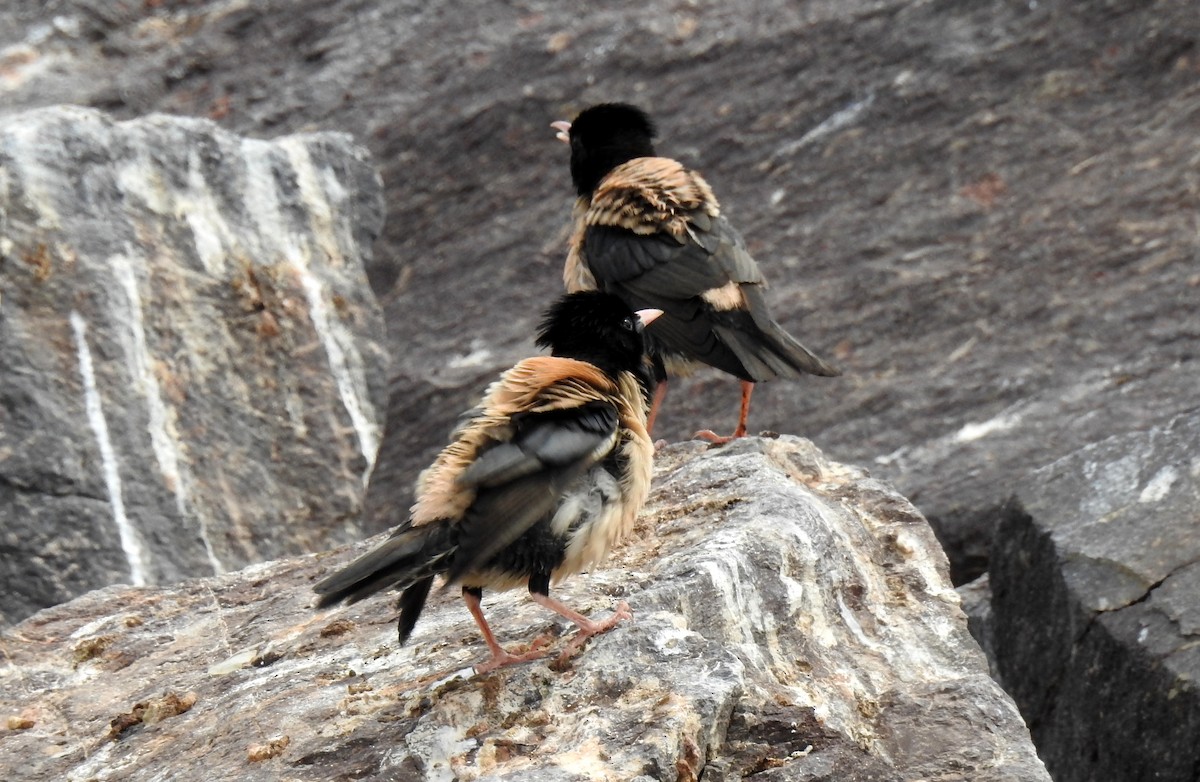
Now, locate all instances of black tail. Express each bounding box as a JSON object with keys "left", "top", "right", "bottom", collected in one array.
[
  {"left": 714, "top": 316, "right": 841, "bottom": 380},
  {"left": 712, "top": 286, "right": 840, "bottom": 381},
  {"left": 313, "top": 524, "right": 454, "bottom": 642},
  {"left": 396, "top": 576, "right": 435, "bottom": 645},
  {"left": 630, "top": 288, "right": 840, "bottom": 383}
]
